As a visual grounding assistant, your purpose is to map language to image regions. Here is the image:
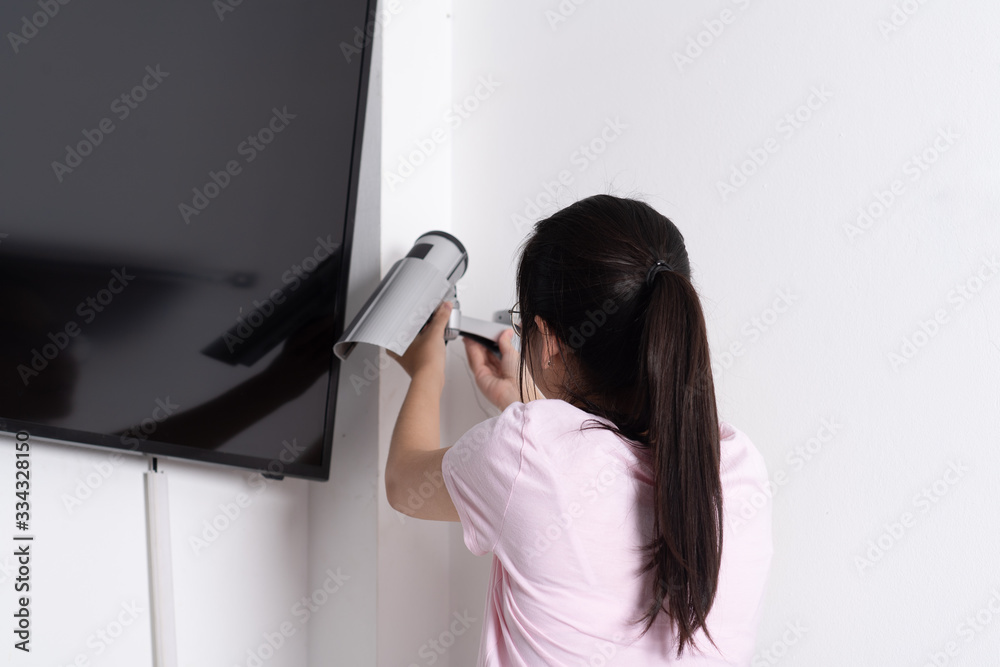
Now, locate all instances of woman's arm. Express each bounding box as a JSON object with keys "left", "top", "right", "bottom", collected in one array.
[
  {"left": 384, "top": 302, "right": 460, "bottom": 521},
  {"left": 385, "top": 372, "right": 459, "bottom": 521}
]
